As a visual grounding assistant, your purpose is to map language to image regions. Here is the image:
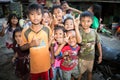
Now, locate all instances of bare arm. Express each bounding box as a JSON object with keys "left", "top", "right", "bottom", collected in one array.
[
  {"left": 68, "top": 7, "right": 82, "bottom": 14},
  {"left": 74, "top": 17, "right": 82, "bottom": 44},
  {"left": 50, "top": 43, "right": 55, "bottom": 65},
  {"left": 97, "top": 42, "right": 102, "bottom": 64},
  {"left": 0, "top": 27, "right": 6, "bottom": 37},
  {"left": 55, "top": 42, "right": 66, "bottom": 56}
]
